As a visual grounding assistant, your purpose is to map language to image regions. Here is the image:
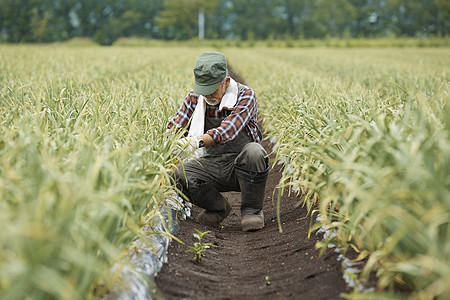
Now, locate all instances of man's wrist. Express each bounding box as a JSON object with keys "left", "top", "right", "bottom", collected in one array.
[{"left": 197, "top": 136, "right": 205, "bottom": 148}]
